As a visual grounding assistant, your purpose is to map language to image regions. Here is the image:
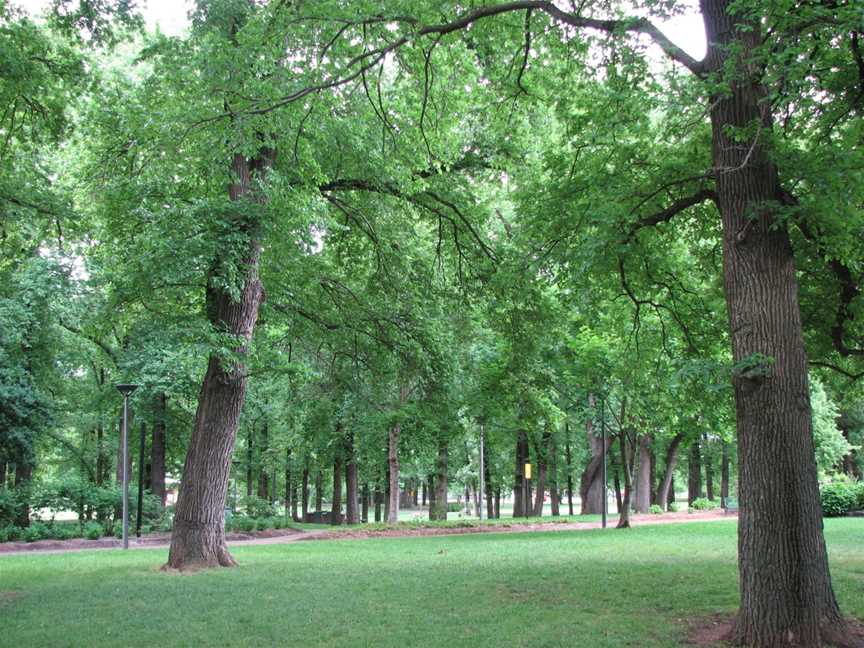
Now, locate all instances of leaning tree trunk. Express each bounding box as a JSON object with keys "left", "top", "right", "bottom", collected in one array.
[
  {"left": 150, "top": 392, "right": 167, "bottom": 507},
  {"left": 701, "top": 1, "right": 848, "bottom": 643},
  {"left": 165, "top": 152, "right": 271, "bottom": 571},
  {"left": 430, "top": 439, "right": 448, "bottom": 521}
]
